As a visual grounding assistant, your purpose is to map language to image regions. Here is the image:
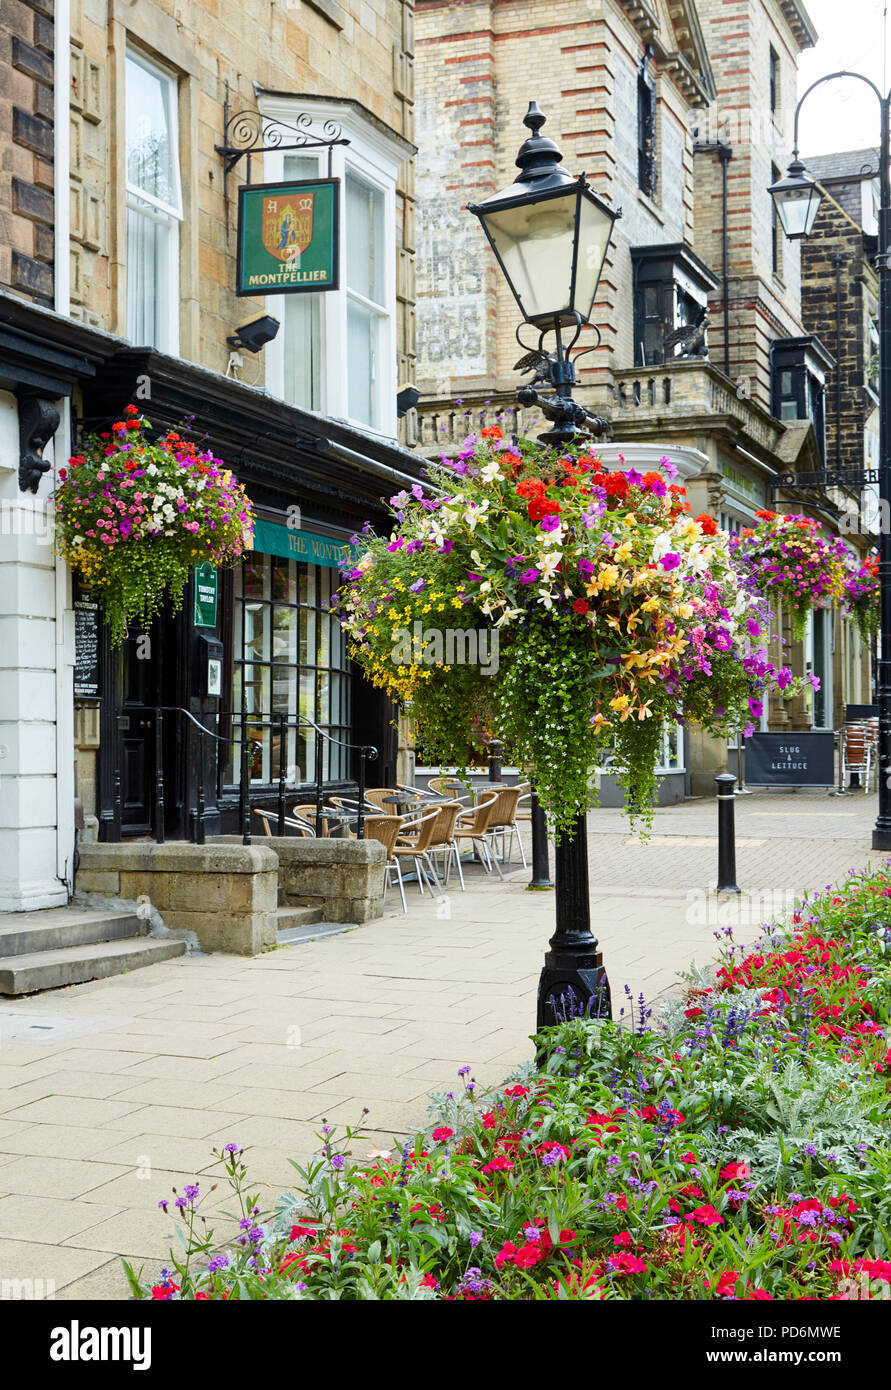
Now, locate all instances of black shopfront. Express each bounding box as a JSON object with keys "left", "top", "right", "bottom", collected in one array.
[
  {"left": 81, "top": 348, "right": 421, "bottom": 842},
  {"left": 0, "top": 295, "right": 421, "bottom": 845}
]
